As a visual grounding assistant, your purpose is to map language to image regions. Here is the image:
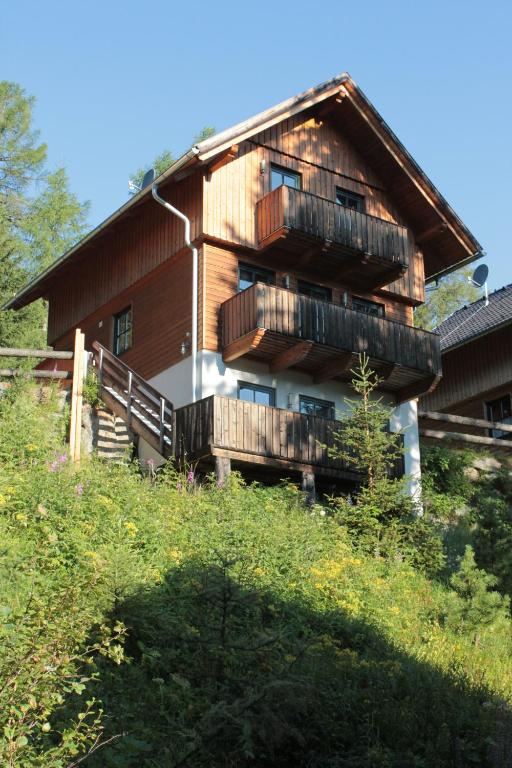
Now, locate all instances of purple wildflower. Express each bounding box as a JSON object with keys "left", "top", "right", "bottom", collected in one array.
[
  {"left": 75, "top": 483, "right": 84, "bottom": 496},
  {"left": 176, "top": 482, "right": 183, "bottom": 492},
  {"left": 146, "top": 458, "right": 155, "bottom": 469},
  {"left": 49, "top": 461, "right": 58, "bottom": 472},
  {"left": 58, "top": 454, "right": 67, "bottom": 463},
  {"left": 187, "top": 470, "right": 194, "bottom": 484}
]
